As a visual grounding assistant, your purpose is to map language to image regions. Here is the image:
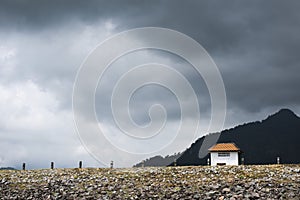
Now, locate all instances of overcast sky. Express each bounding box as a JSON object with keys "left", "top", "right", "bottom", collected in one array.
[{"left": 0, "top": 0, "right": 299, "bottom": 169}]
